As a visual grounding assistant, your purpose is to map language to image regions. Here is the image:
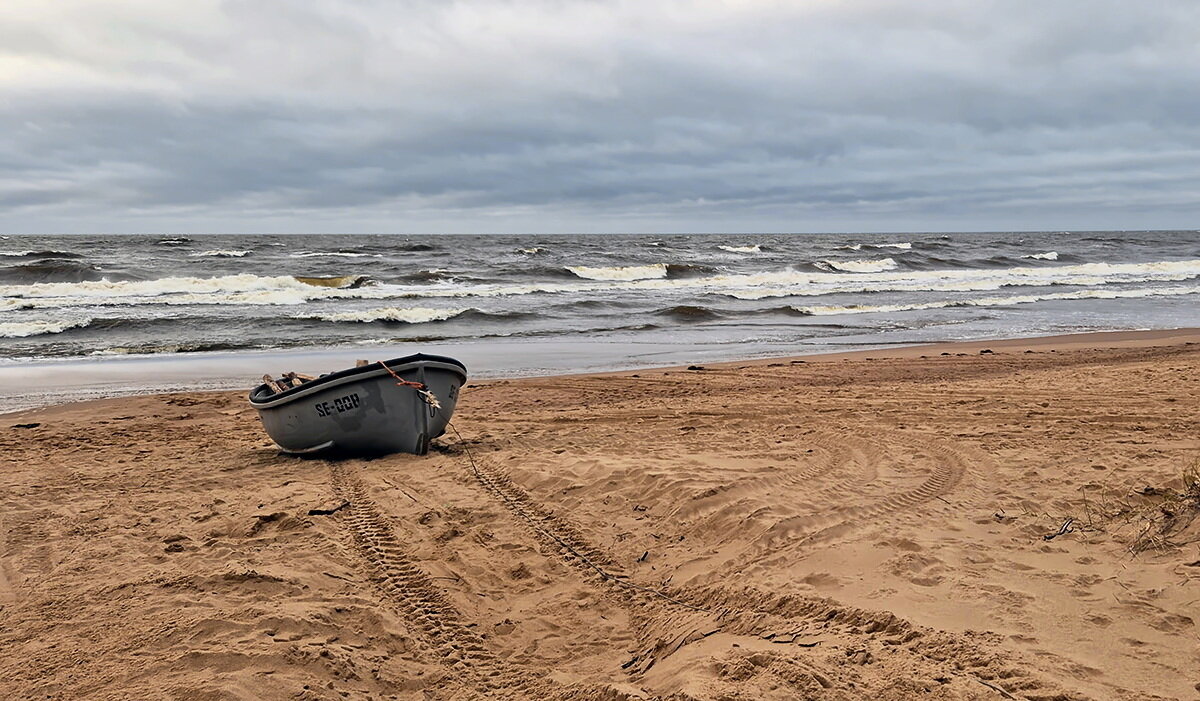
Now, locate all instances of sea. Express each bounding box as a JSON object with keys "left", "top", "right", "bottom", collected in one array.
[{"left": 1, "top": 231, "right": 1198, "bottom": 405}]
